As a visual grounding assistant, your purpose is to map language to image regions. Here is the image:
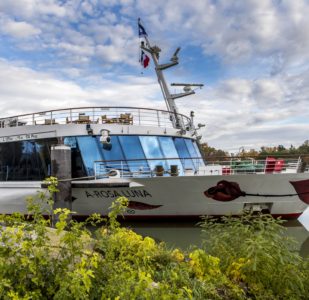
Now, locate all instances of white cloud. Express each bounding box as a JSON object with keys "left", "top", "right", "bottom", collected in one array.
[
  {"left": 0, "top": 18, "right": 41, "bottom": 38},
  {"left": 0, "top": 0, "right": 308, "bottom": 69},
  {"left": 0, "top": 59, "right": 162, "bottom": 117},
  {"left": 252, "top": 79, "right": 284, "bottom": 107},
  {"left": 173, "top": 62, "right": 309, "bottom": 150},
  {"left": 135, "top": 0, "right": 309, "bottom": 67},
  {"left": 0, "top": 0, "right": 308, "bottom": 151},
  {"left": 0, "top": 0, "right": 66, "bottom": 19},
  {"left": 57, "top": 42, "right": 95, "bottom": 56}
]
